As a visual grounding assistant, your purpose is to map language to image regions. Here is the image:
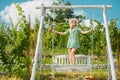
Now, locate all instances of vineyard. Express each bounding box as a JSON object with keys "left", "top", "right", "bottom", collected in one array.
[{"left": 0, "top": 1, "right": 120, "bottom": 80}]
